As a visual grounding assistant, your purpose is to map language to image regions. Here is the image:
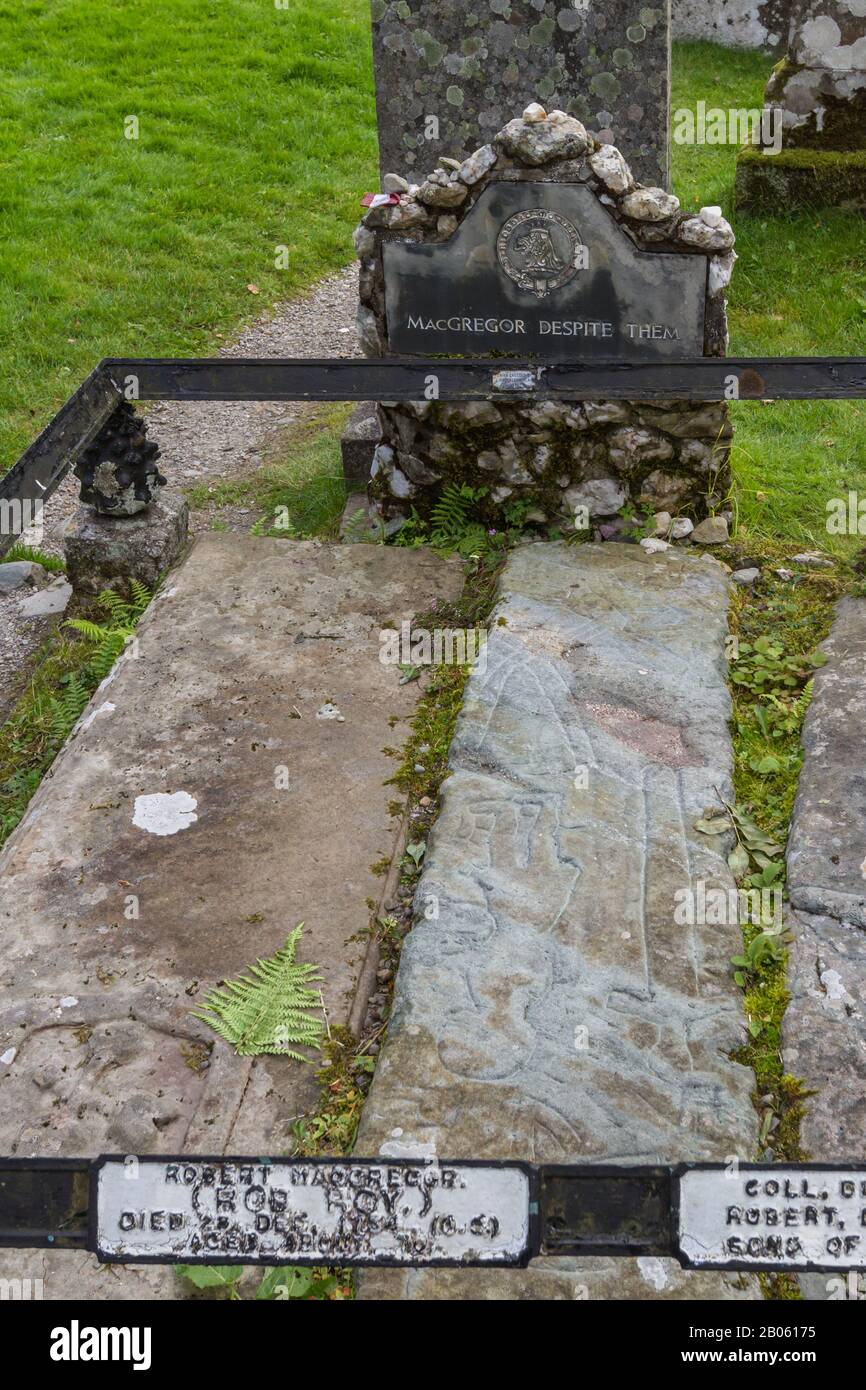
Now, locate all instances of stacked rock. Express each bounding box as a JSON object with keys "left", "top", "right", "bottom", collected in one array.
[{"left": 354, "top": 104, "right": 737, "bottom": 542}]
